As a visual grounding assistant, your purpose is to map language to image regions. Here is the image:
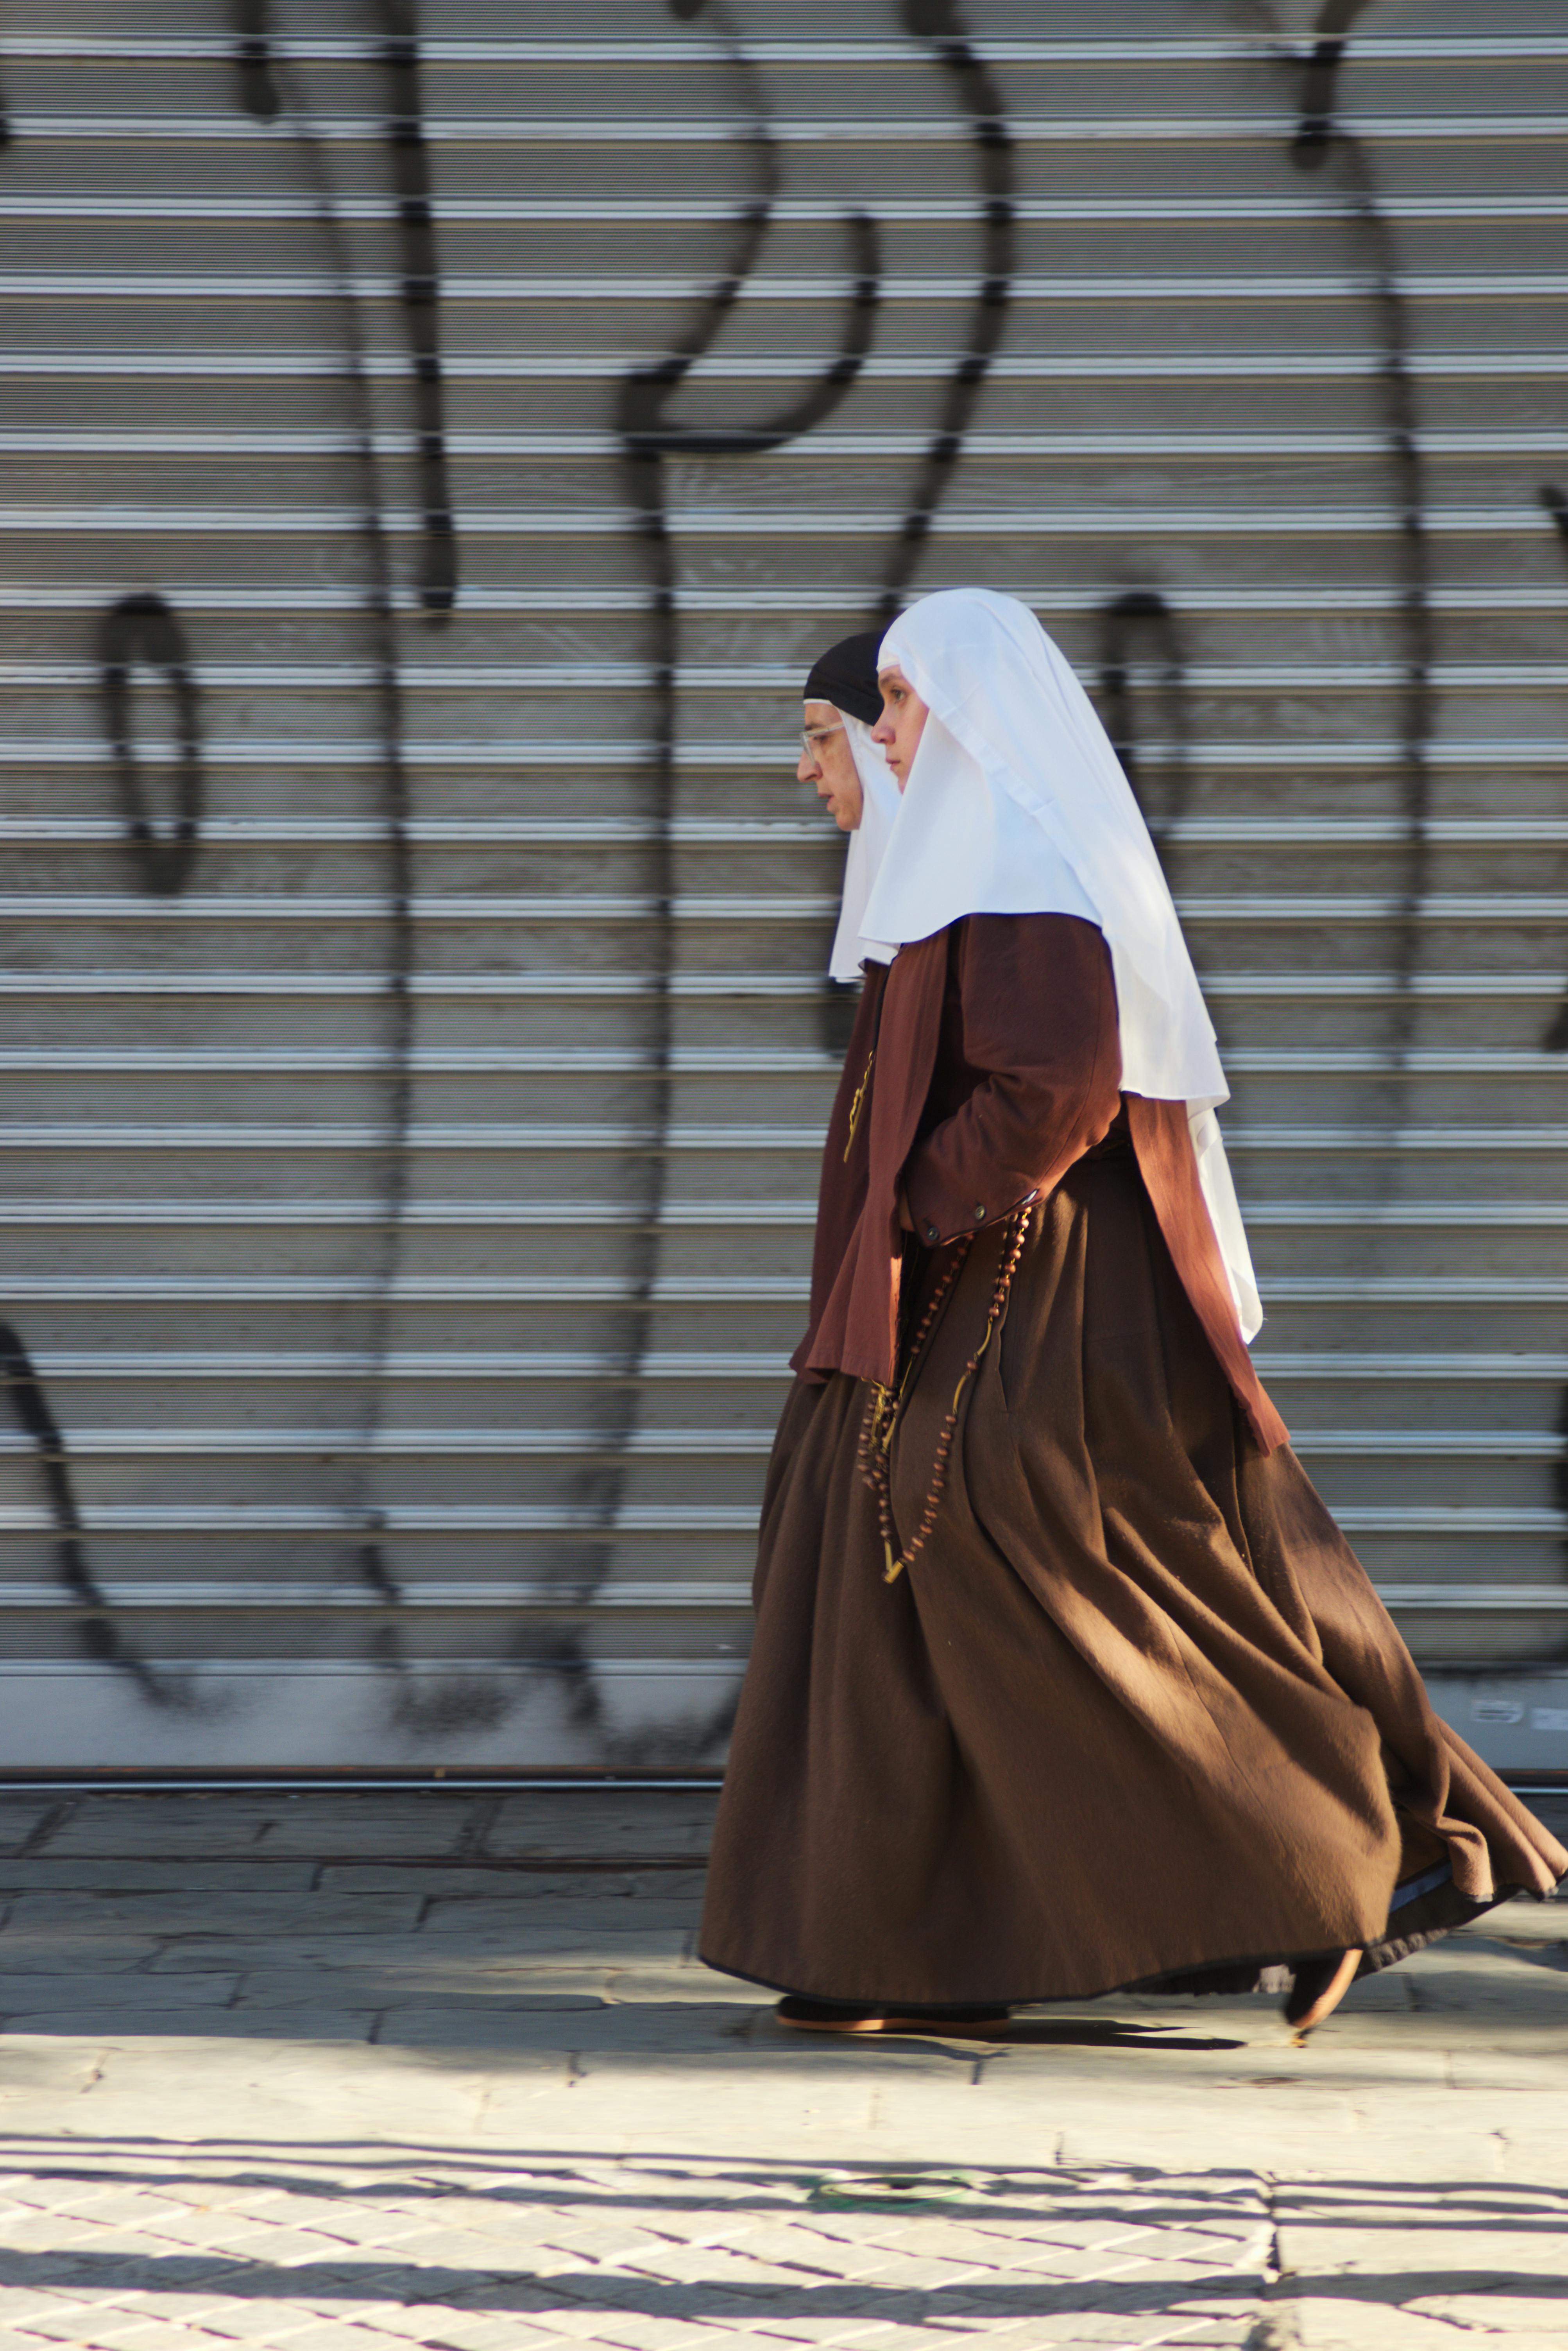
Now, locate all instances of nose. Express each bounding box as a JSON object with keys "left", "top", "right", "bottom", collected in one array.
[
  {"left": 796, "top": 747, "right": 818, "bottom": 783},
  {"left": 870, "top": 714, "right": 892, "bottom": 747}
]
